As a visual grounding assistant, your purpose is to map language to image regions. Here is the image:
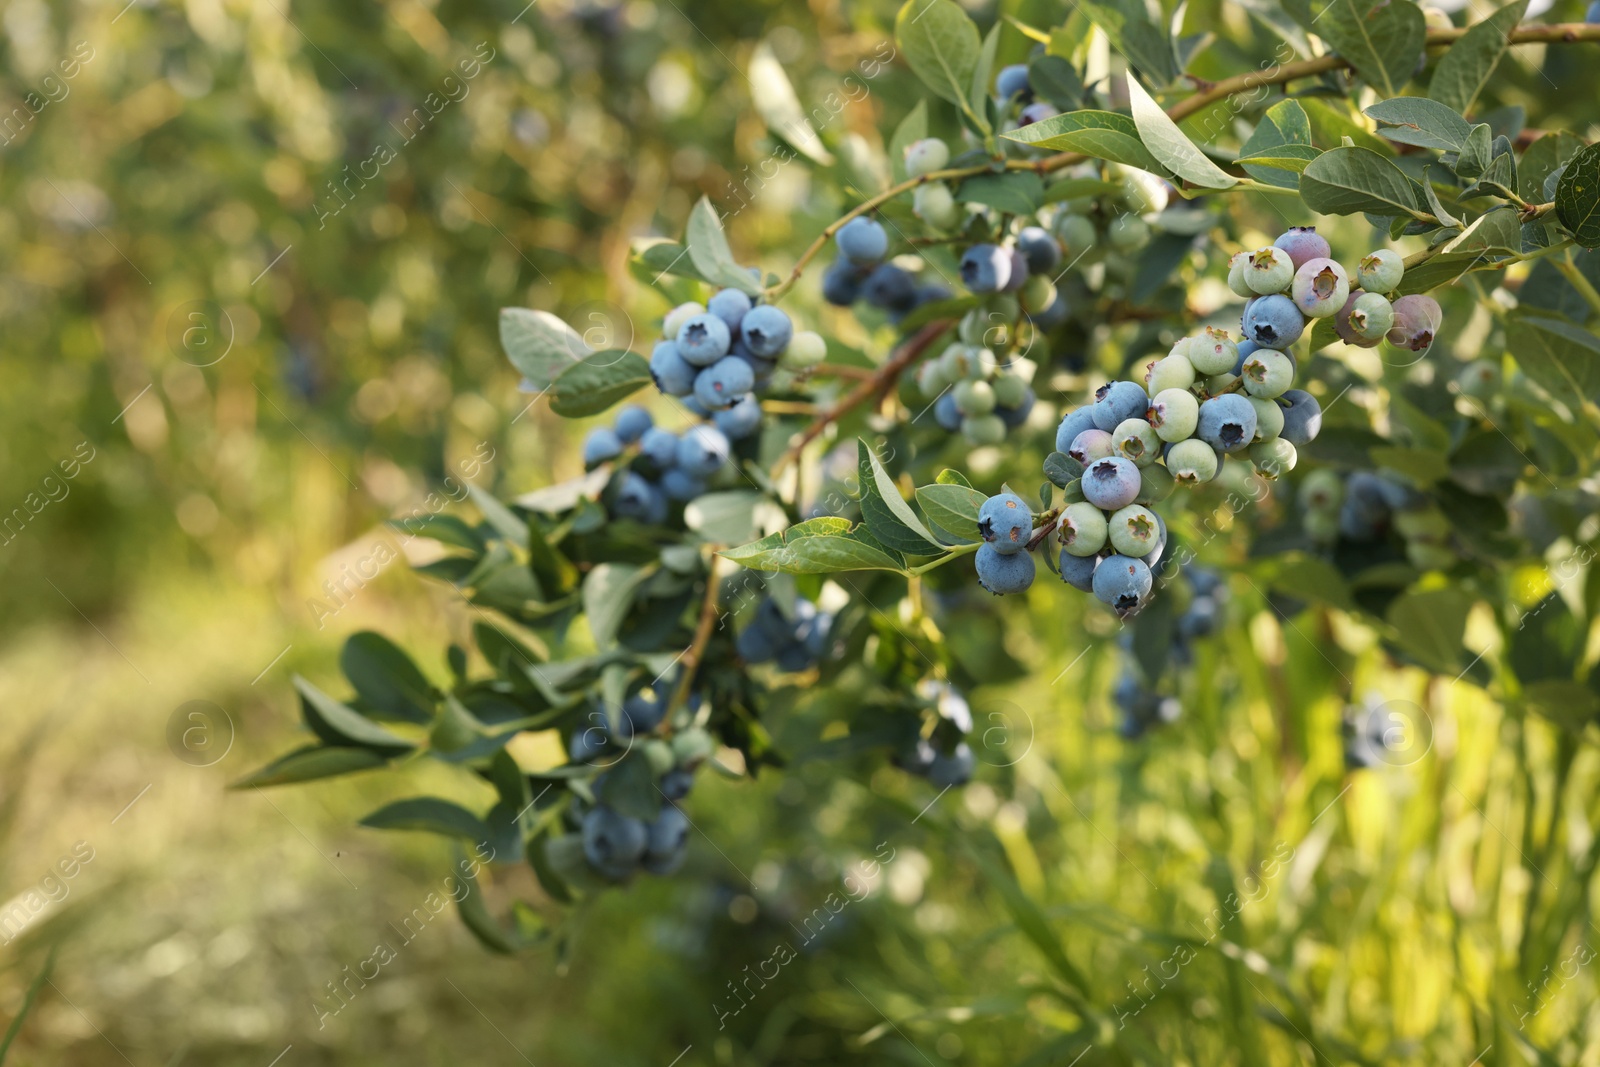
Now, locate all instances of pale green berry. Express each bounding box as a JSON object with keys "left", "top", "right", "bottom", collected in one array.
[
  {"left": 938, "top": 343, "right": 976, "bottom": 380},
  {"left": 1134, "top": 462, "right": 1175, "bottom": 504},
  {"left": 961, "top": 414, "right": 1006, "bottom": 445},
  {"left": 1054, "top": 214, "right": 1097, "bottom": 259},
  {"left": 663, "top": 302, "right": 706, "bottom": 340},
  {"left": 1207, "top": 372, "right": 1238, "bottom": 394},
  {"left": 1244, "top": 246, "right": 1294, "bottom": 295},
  {"left": 1148, "top": 388, "right": 1199, "bottom": 442},
  {"left": 1357, "top": 248, "right": 1405, "bottom": 293},
  {"left": 992, "top": 373, "right": 1029, "bottom": 408},
  {"left": 1021, "top": 273, "right": 1056, "bottom": 312},
  {"left": 1248, "top": 396, "right": 1284, "bottom": 441},
  {"left": 1305, "top": 509, "right": 1340, "bottom": 541},
  {"left": 643, "top": 739, "right": 676, "bottom": 775},
  {"left": 1145, "top": 353, "right": 1196, "bottom": 395},
  {"left": 1108, "top": 504, "right": 1161, "bottom": 557},
  {"left": 785, "top": 329, "right": 827, "bottom": 368},
  {"left": 988, "top": 294, "right": 1020, "bottom": 323},
  {"left": 913, "top": 183, "right": 960, "bottom": 229},
  {"left": 1249, "top": 437, "right": 1297, "bottom": 479},
  {"left": 1226, "top": 251, "right": 1254, "bottom": 298},
  {"left": 1058, "top": 501, "right": 1108, "bottom": 557},
  {"left": 1113, "top": 418, "right": 1162, "bottom": 467},
  {"left": 1109, "top": 215, "right": 1151, "bottom": 252},
  {"left": 1167, "top": 438, "right": 1219, "bottom": 484},
  {"left": 954, "top": 379, "right": 996, "bottom": 416},
  {"left": 904, "top": 137, "right": 951, "bottom": 178},
  {"left": 1241, "top": 350, "right": 1295, "bottom": 399},
  {"left": 958, "top": 311, "right": 986, "bottom": 345},
  {"left": 916, "top": 359, "right": 948, "bottom": 398},
  {"left": 1456, "top": 359, "right": 1501, "bottom": 399},
  {"left": 1187, "top": 327, "right": 1239, "bottom": 376},
  {"left": 1348, "top": 292, "right": 1394, "bottom": 342},
  {"left": 1299, "top": 468, "right": 1343, "bottom": 512},
  {"left": 970, "top": 345, "right": 1000, "bottom": 378}
]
